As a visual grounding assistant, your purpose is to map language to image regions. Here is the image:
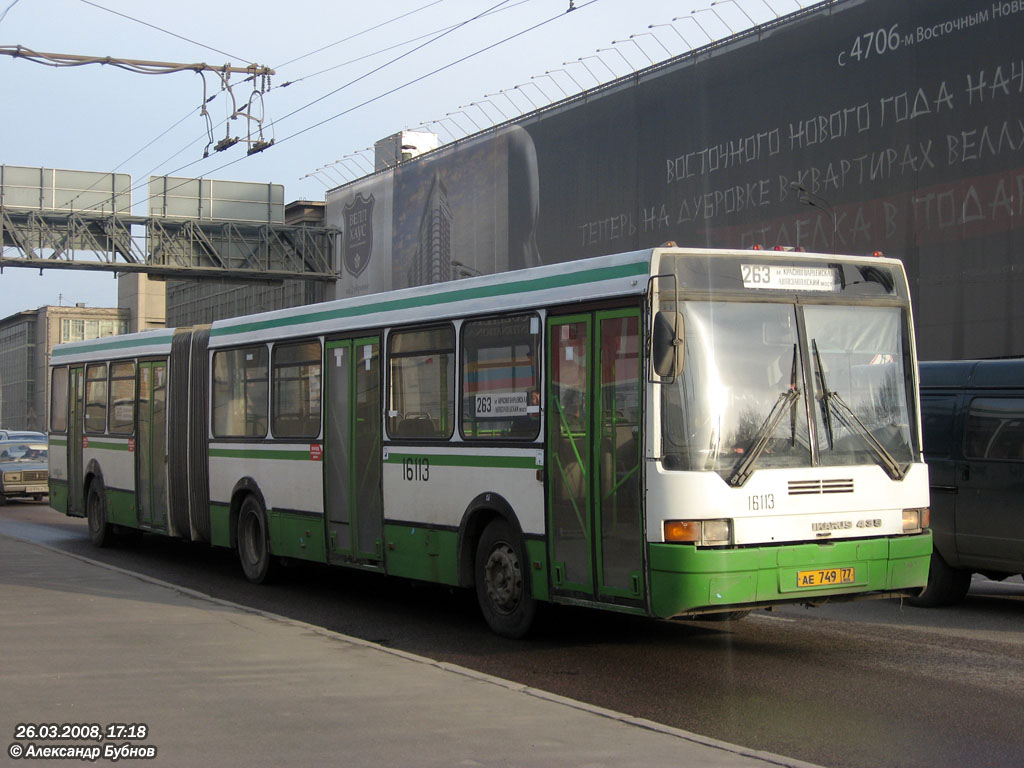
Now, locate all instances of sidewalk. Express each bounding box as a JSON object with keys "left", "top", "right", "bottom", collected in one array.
[{"left": 0, "top": 534, "right": 821, "bottom": 767}]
